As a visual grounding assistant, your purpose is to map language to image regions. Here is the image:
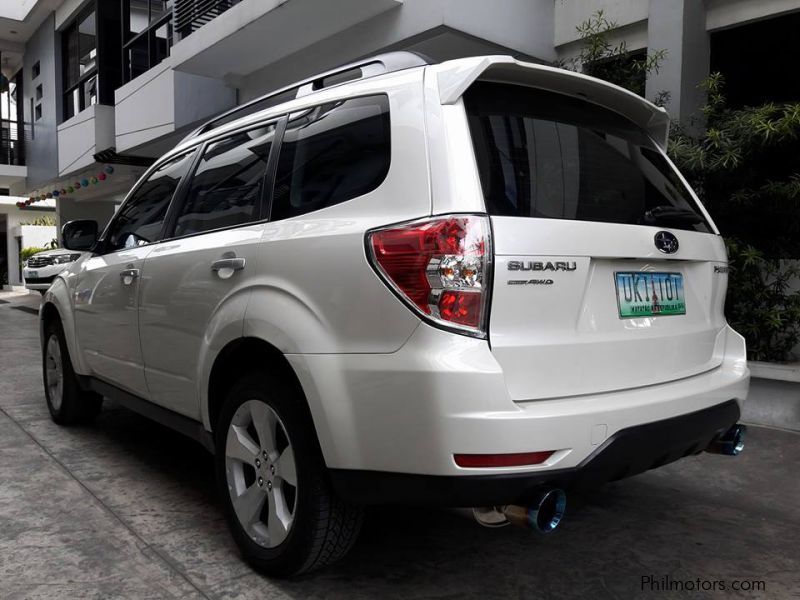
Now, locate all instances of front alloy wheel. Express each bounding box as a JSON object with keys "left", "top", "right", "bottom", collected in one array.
[
  {"left": 225, "top": 400, "right": 297, "bottom": 548},
  {"left": 42, "top": 318, "right": 102, "bottom": 424},
  {"left": 44, "top": 334, "right": 64, "bottom": 411}
]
